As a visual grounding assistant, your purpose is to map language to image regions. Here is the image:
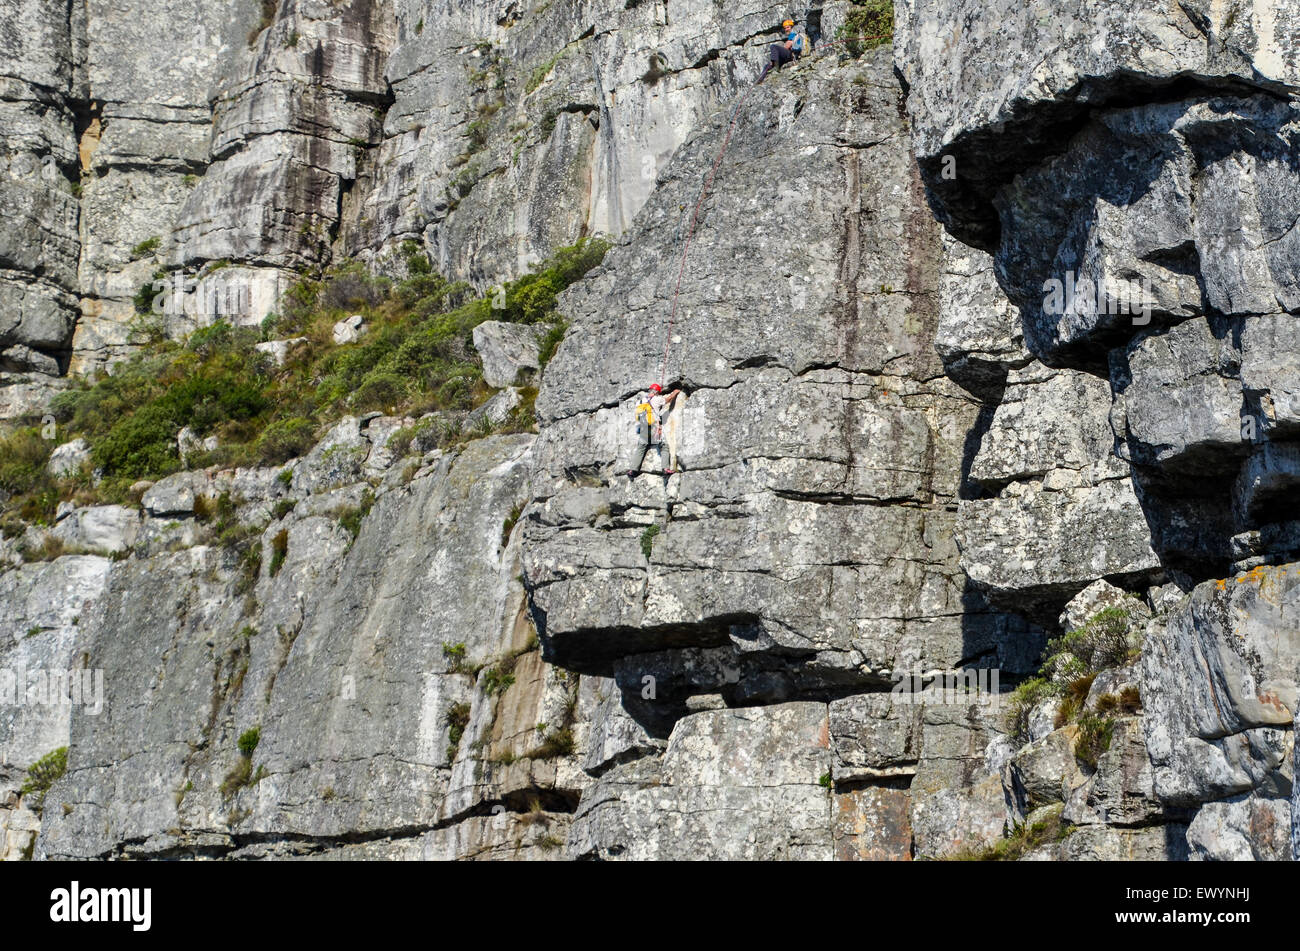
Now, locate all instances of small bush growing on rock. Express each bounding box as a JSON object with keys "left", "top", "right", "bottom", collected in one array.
[
  {"left": 337, "top": 489, "right": 376, "bottom": 541},
  {"left": 385, "top": 420, "right": 423, "bottom": 458},
  {"left": 1005, "top": 676, "right": 1055, "bottom": 745},
  {"left": 132, "top": 268, "right": 168, "bottom": 314},
  {"left": 268, "top": 528, "right": 289, "bottom": 576},
  {"left": 1006, "top": 602, "right": 1146, "bottom": 743},
  {"left": 1043, "top": 605, "right": 1140, "bottom": 682},
  {"left": 640, "top": 524, "right": 660, "bottom": 560},
  {"left": 130, "top": 236, "right": 160, "bottom": 259},
  {"left": 840, "top": 0, "right": 894, "bottom": 55},
  {"left": 237, "top": 726, "right": 261, "bottom": 757},
  {"left": 18, "top": 535, "right": 69, "bottom": 562},
  {"left": 236, "top": 541, "right": 262, "bottom": 594},
  {"left": 519, "top": 797, "right": 547, "bottom": 825},
  {"left": 537, "top": 321, "right": 567, "bottom": 368},
  {"left": 500, "top": 386, "right": 539, "bottom": 435},
  {"left": 951, "top": 803, "right": 1072, "bottom": 861},
  {"left": 1117, "top": 685, "right": 1142, "bottom": 713},
  {"left": 482, "top": 666, "right": 515, "bottom": 697},
  {"left": 1053, "top": 672, "right": 1096, "bottom": 729},
  {"left": 256, "top": 417, "right": 317, "bottom": 465},
  {"left": 21, "top": 747, "right": 69, "bottom": 809},
  {"left": 1096, "top": 687, "right": 1142, "bottom": 716},
  {"left": 442, "top": 642, "right": 468, "bottom": 673},
  {"left": 0, "top": 428, "right": 58, "bottom": 524},
  {"left": 529, "top": 727, "right": 575, "bottom": 760},
  {"left": 501, "top": 503, "right": 524, "bottom": 547},
  {"left": 526, "top": 53, "right": 562, "bottom": 93},
  {"left": 1073, "top": 713, "right": 1115, "bottom": 768},
  {"left": 220, "top": 758, "right": 252, "bottom": 797},
  {"left": 446, "top": 702, "right": 472, "bottom": 761},
  {"left": 194, "top": 491, "right": 235, "bottom": 525}
]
